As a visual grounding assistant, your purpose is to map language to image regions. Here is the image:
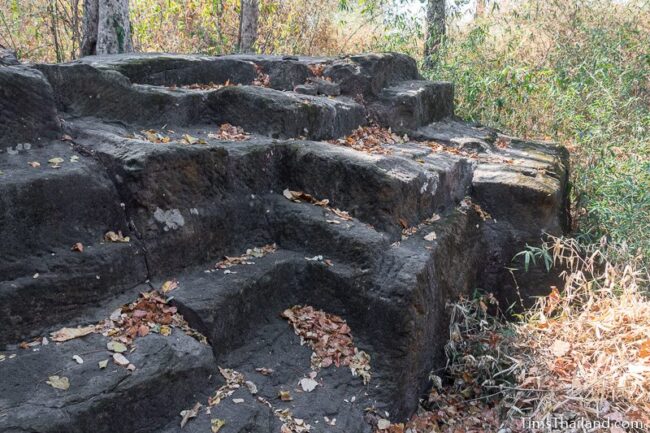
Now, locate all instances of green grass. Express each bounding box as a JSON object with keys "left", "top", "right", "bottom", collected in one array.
[{"left": 417, "top": 1, "right": 650, "bottom": 264}]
